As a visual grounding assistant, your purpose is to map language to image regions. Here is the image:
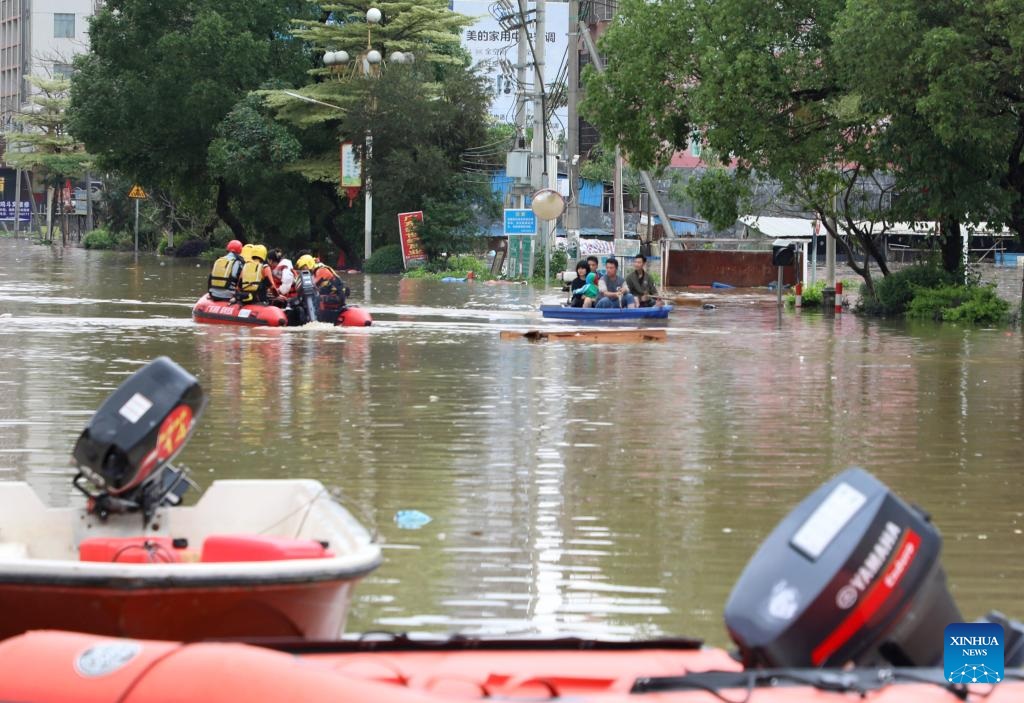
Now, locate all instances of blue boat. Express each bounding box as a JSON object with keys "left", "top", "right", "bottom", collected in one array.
[{"left": 539, "top": 305, "right": 673, "bottom": 321}]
